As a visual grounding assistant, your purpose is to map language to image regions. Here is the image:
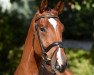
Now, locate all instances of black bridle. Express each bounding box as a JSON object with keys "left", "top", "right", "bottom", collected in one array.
[{"left": 35, "top": 14, "right": 66, "bottom": 74}]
